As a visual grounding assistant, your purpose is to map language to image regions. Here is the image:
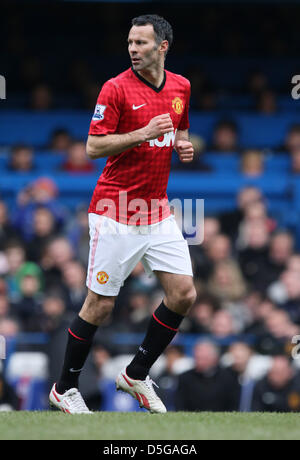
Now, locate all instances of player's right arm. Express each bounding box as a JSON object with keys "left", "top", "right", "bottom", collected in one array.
[
  {"left": 86, "top": 80, "right": 173, "bottom": 159},
  {"left": 87, "top": 113, "right": 173, "bottom": 159}
]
